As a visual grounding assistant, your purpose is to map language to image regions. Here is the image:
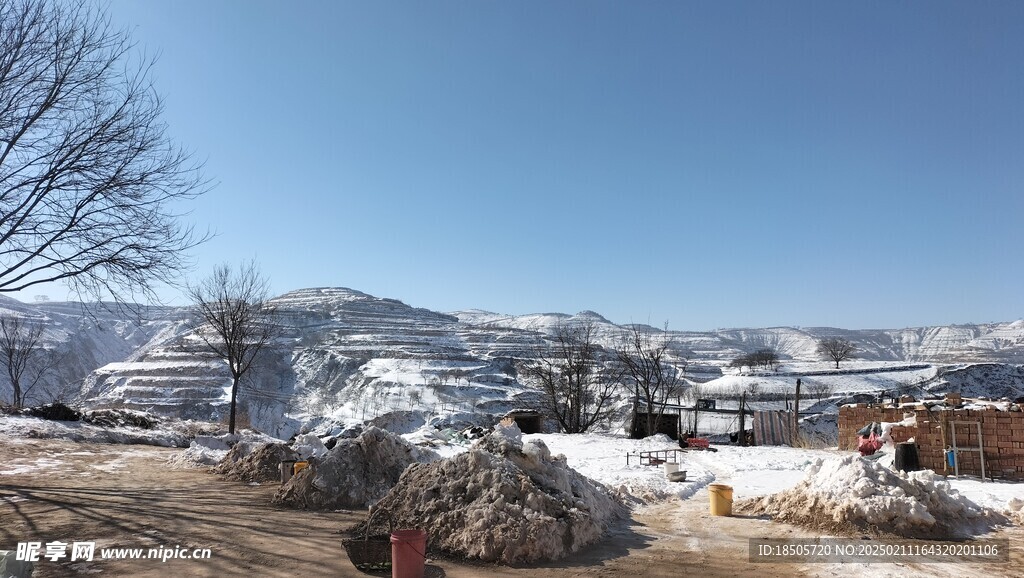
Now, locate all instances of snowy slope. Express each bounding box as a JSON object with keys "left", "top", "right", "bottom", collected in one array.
[
  {"left": 0, "top": 287, "right": 1020, "bottom": 438},
  {"left": 0, "top": 296, "right": 186, "bottom": 406}
]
